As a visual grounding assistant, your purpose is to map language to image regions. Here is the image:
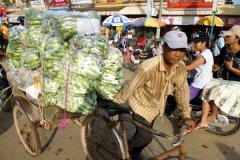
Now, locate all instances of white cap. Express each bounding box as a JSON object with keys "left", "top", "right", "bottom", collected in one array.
[
  {"left": 223, "top": 25, "right": 240, "bottom": 38},
  {"left": 163, "top": 30, "right": 190, "bottom": 49}
]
